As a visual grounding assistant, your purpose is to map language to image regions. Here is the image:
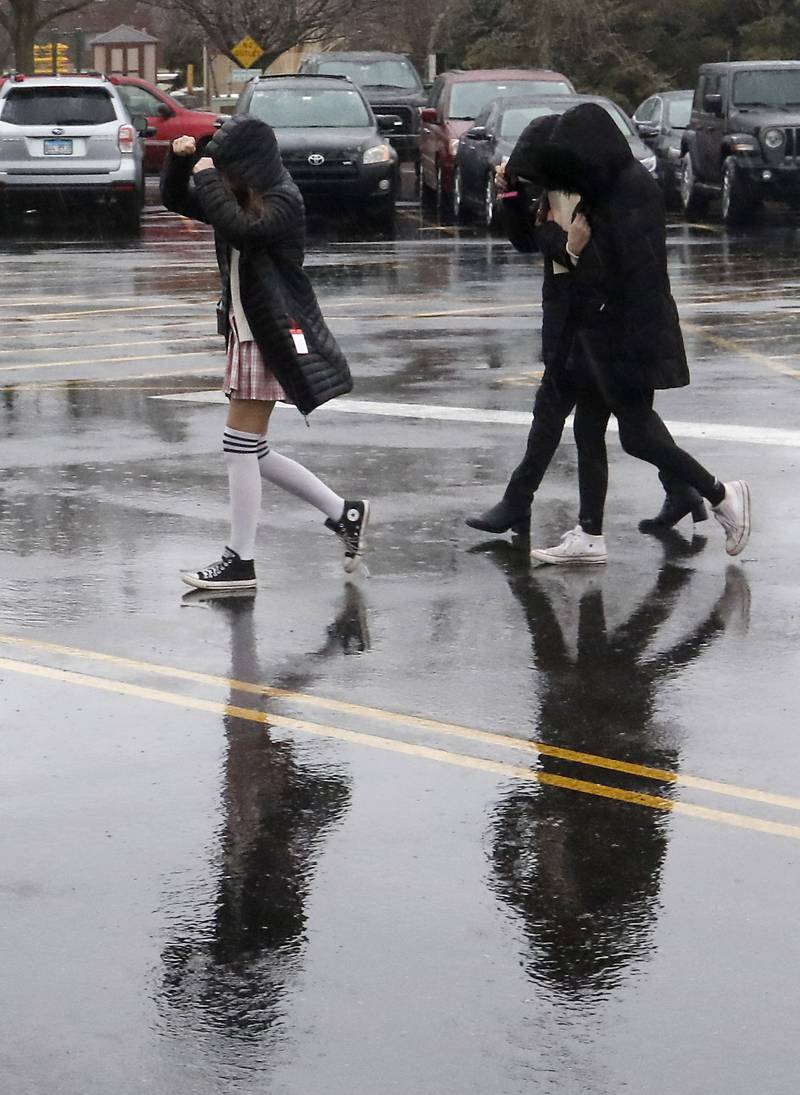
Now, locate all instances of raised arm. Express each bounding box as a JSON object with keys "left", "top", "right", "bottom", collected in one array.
[{"left": 160, "top": 140, "right": 208, "bottom": 223}]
